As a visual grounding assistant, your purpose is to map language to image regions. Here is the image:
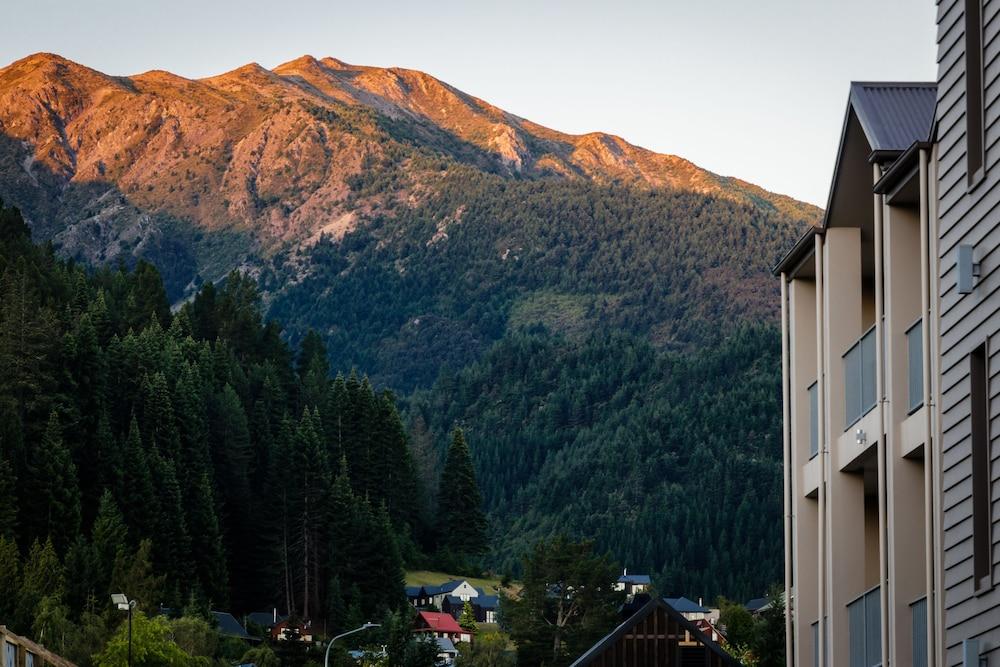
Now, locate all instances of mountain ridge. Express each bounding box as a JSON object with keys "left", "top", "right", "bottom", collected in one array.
[{"left": 0, "top": 52, "right": 818, "bottom": 266}]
